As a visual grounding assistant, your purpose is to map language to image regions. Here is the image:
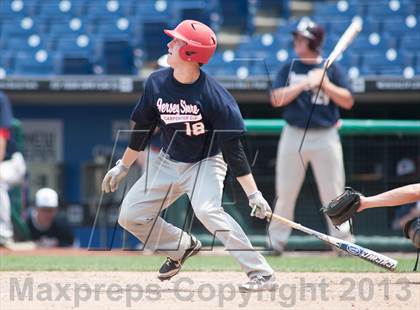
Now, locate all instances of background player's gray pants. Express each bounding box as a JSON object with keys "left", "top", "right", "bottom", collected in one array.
[
  {"left": 119, "top": 151, "right": 273, "bottom": 277},
  {"left": 268, "top": 124, "right": 353, "bottom": 251},
  {"left": 0, "top": 184, "right": 13, "bottom": 241},
  {"left": 0, "top": 153, "right": 26, "bottom": 241}
]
